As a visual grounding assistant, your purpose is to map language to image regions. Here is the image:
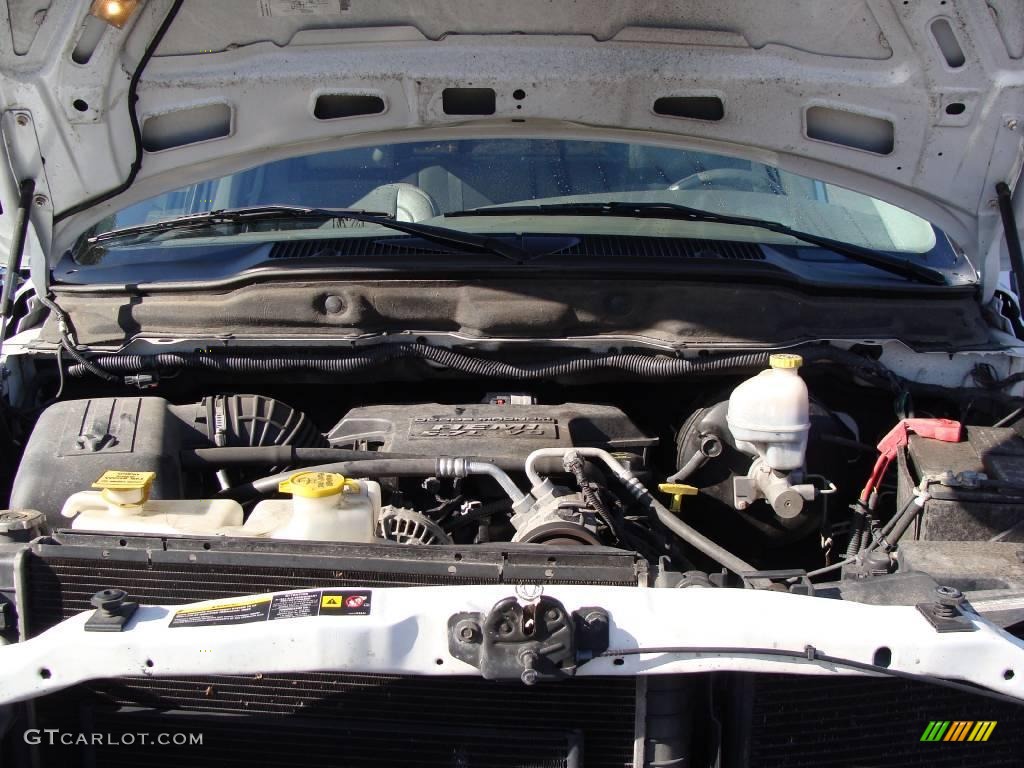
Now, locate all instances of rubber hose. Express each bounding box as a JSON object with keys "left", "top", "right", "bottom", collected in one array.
[
  {"left": 218, "top": 458, "right": 446, "bottom": 500},
  {"left": 182, "top": 446, "right": 520, "bottom": 471},
  {"left": 665, "top": 449, "right": 708, "bottom": 484},
  {"left": 219, "top": 456, "right": 528, "bottom": 500}
]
